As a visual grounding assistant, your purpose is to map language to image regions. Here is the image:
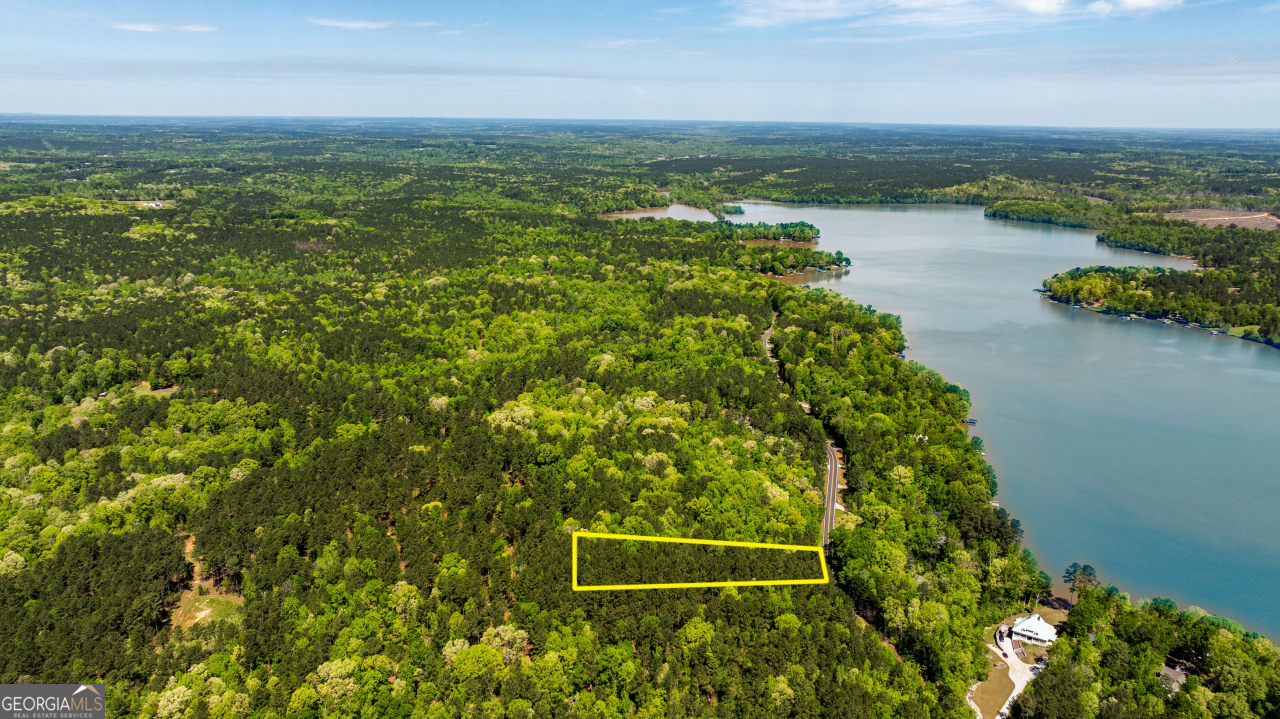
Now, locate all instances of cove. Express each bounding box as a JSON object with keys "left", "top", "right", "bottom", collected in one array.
[{"left": 731, "top": 201, "right": 1280, "bottom": 638}]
